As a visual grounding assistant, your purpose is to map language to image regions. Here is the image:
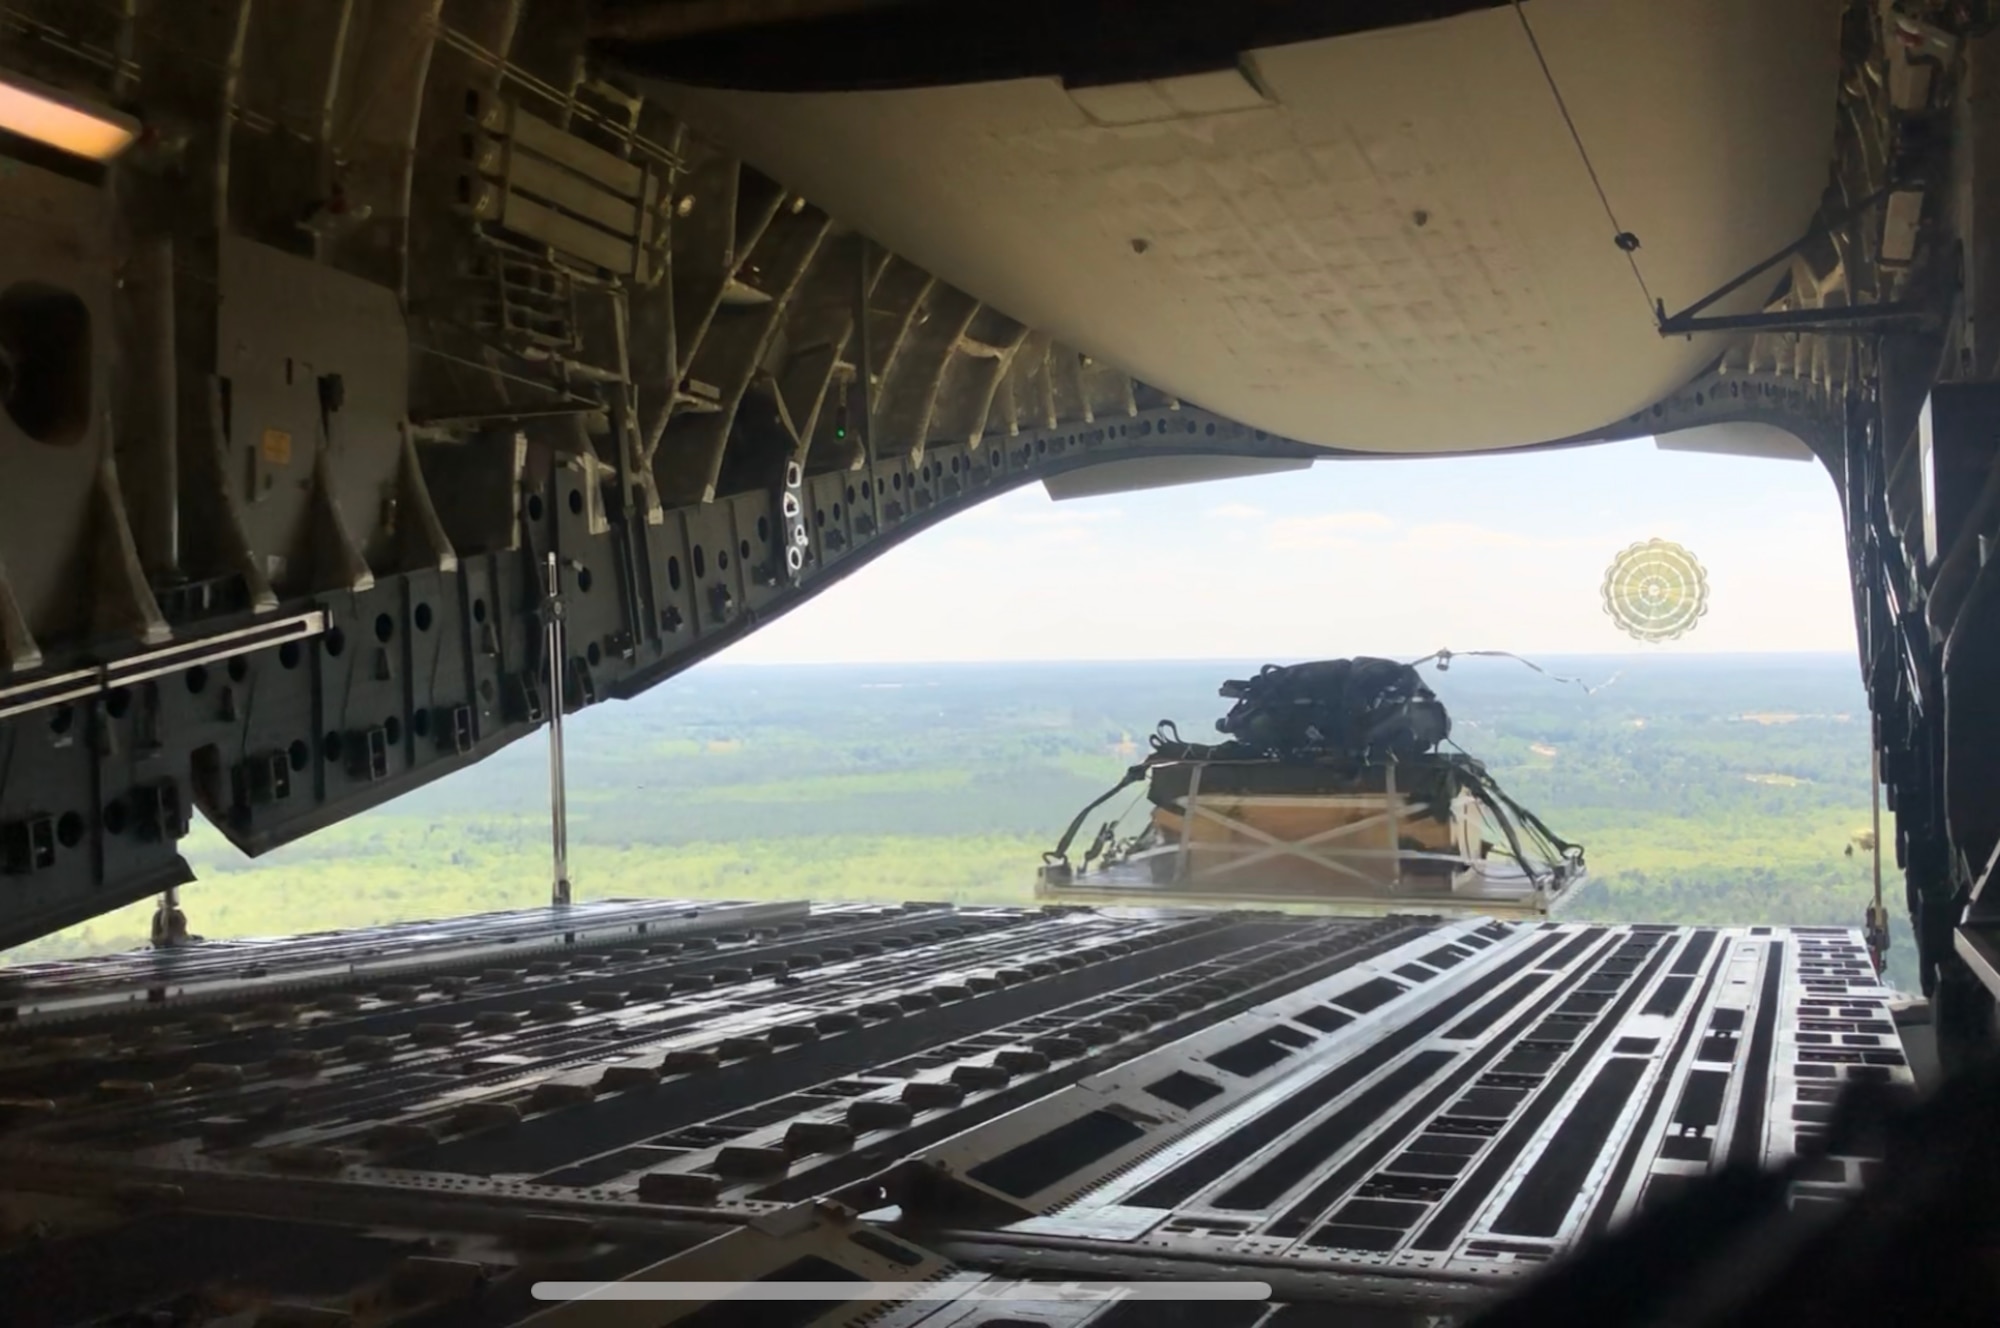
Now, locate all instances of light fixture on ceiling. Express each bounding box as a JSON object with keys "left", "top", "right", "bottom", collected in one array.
[{"left": 0, "top": 71, "right": 138, "bottom": 162}]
